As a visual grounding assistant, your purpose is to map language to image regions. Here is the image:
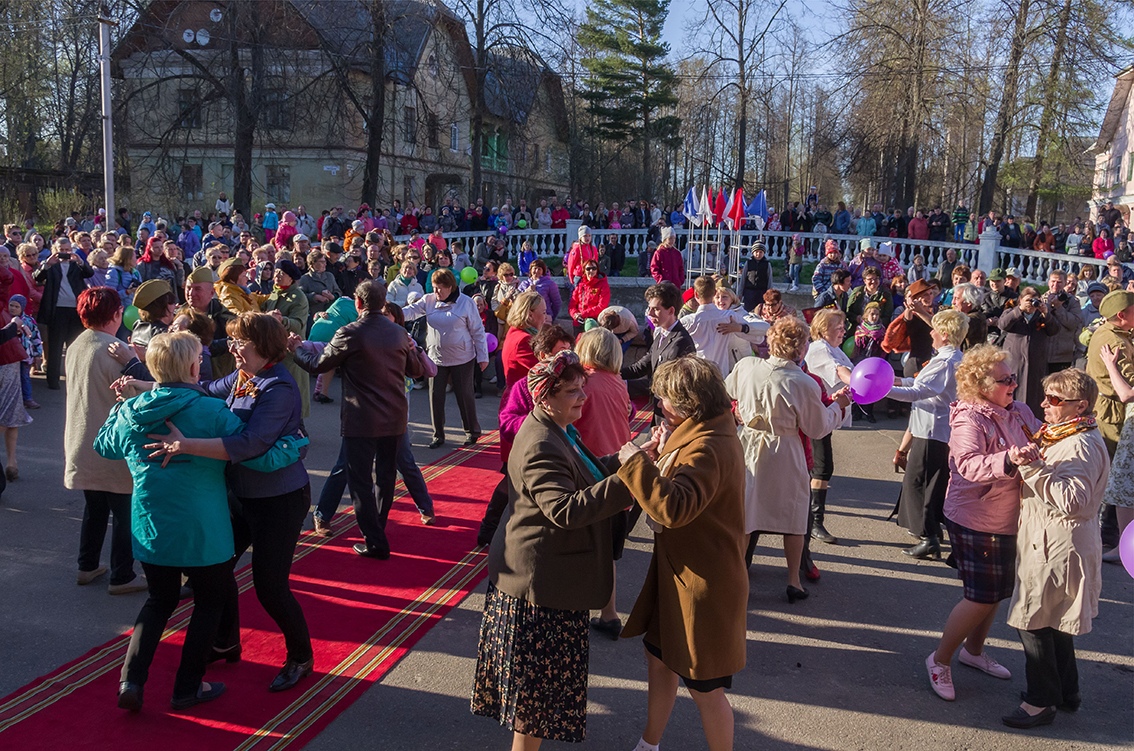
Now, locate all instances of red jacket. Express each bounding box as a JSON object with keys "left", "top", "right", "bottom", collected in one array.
[
  {"left": 569, "top": 275, "right": 611, "bottom": 324},
  {"left": 565, "top": 241, "right": 598, "bottom": 282},
  {"left": 0, "top": 266, "right": 28, "bottom": 366},
  {"left": 907, "top": 217, "right": 929, "bottom": 240},
  {"left": 550, "top": 208, "right": 570, "bottom": 228},
  {"left": 650, "top": 245, "right": 685, "bottom": 286}
]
